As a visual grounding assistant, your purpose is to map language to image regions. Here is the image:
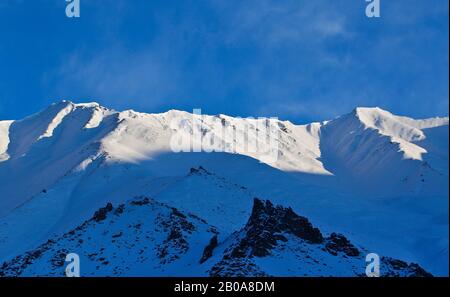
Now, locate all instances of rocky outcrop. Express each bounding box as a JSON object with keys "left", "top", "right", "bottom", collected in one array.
[
  {"left": 156, "top": 206, "right": 197, "bottom": 264},
  {"left": 0, "top": 197, "right": 216, "bottom": 276},
  {"left": 382, "top": 257, "right": 433, "bottom": 277},
  {"left": 208, "top": 198, "right": 432, "bottom": 277},
  {"left": 0, "top": 196, "right": 433, "bottom": 277},
  {"left": 230, "top": 198, "right": 324, "bottom": 258},
  {"left": 325, "top": 233, "right": 360, "bottom": 257},
  {"left": 92, "top": 202, "right": 113, "bottom": 222},
  {"left": 199, "top": 235, "right": 218, "bottom": 264}
]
